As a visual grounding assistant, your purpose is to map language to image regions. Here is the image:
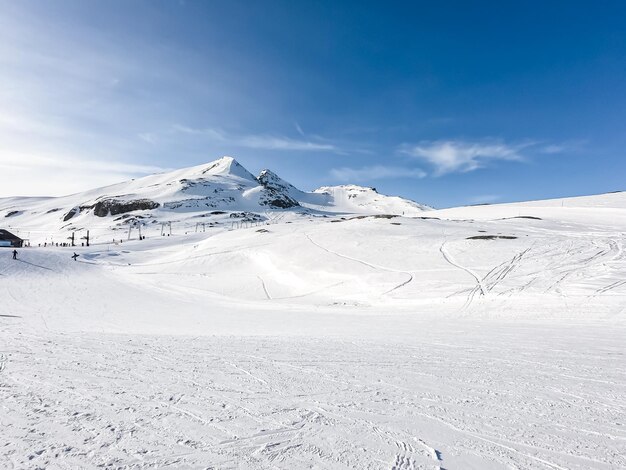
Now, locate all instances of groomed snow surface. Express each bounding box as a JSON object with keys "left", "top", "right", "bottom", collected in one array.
[{"left": 2, "top": 194, "right": 626, "bottom": 469}]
